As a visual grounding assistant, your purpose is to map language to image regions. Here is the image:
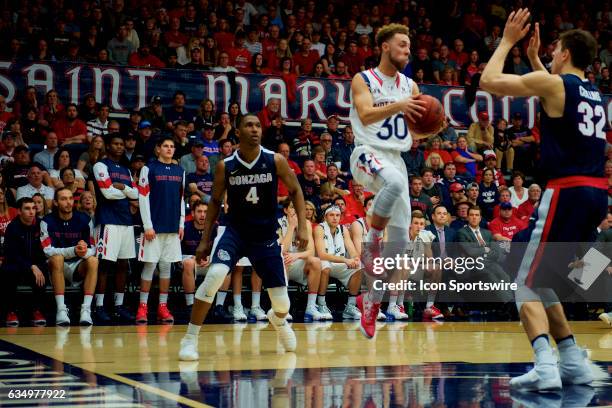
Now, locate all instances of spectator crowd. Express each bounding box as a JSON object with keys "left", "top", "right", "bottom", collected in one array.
[{"left": 0, "top": 0, "right": 611, "bottom": 326}]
